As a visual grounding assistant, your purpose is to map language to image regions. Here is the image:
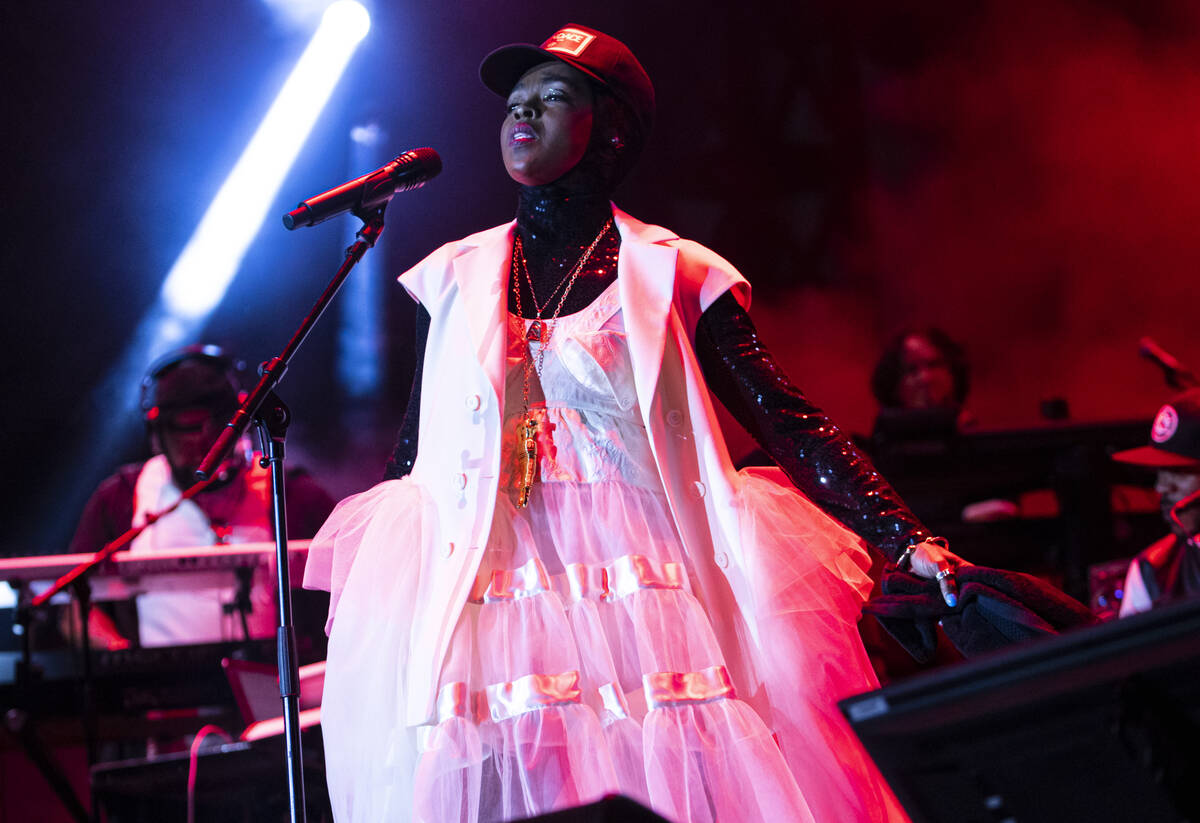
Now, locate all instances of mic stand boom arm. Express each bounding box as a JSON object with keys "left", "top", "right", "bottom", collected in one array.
[
  {"left": 196, "top": 203, "right": 389, "bottom": 823},
  {"left": 196, "top": 204, "right": 388, "bottom": 481},
  {"left": 1170, "top": 488, "right": 1200, "bottom": 551}
]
